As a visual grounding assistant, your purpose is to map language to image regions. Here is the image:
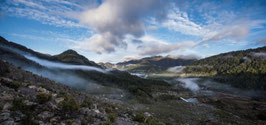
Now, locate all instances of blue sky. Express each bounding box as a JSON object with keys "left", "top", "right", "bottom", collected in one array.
[{"left": 0, "top": 0, "right": 266, "bottom": 63}]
